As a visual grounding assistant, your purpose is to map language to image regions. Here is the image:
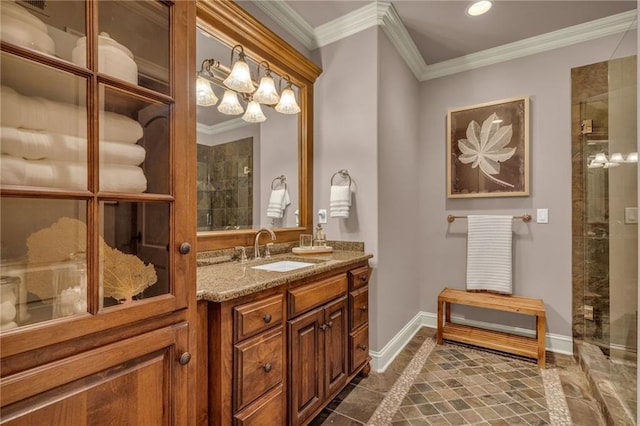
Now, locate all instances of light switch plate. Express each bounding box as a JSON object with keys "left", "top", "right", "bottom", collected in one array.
[
  {"left": 536, "top": 208, "right": 548, "bottom": 224},
  {"left": 625, "top": 207, "right": 638, "bottom": 224},
  {"left": 318, "top": 209, "right": 327, "bottom": 224}
]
